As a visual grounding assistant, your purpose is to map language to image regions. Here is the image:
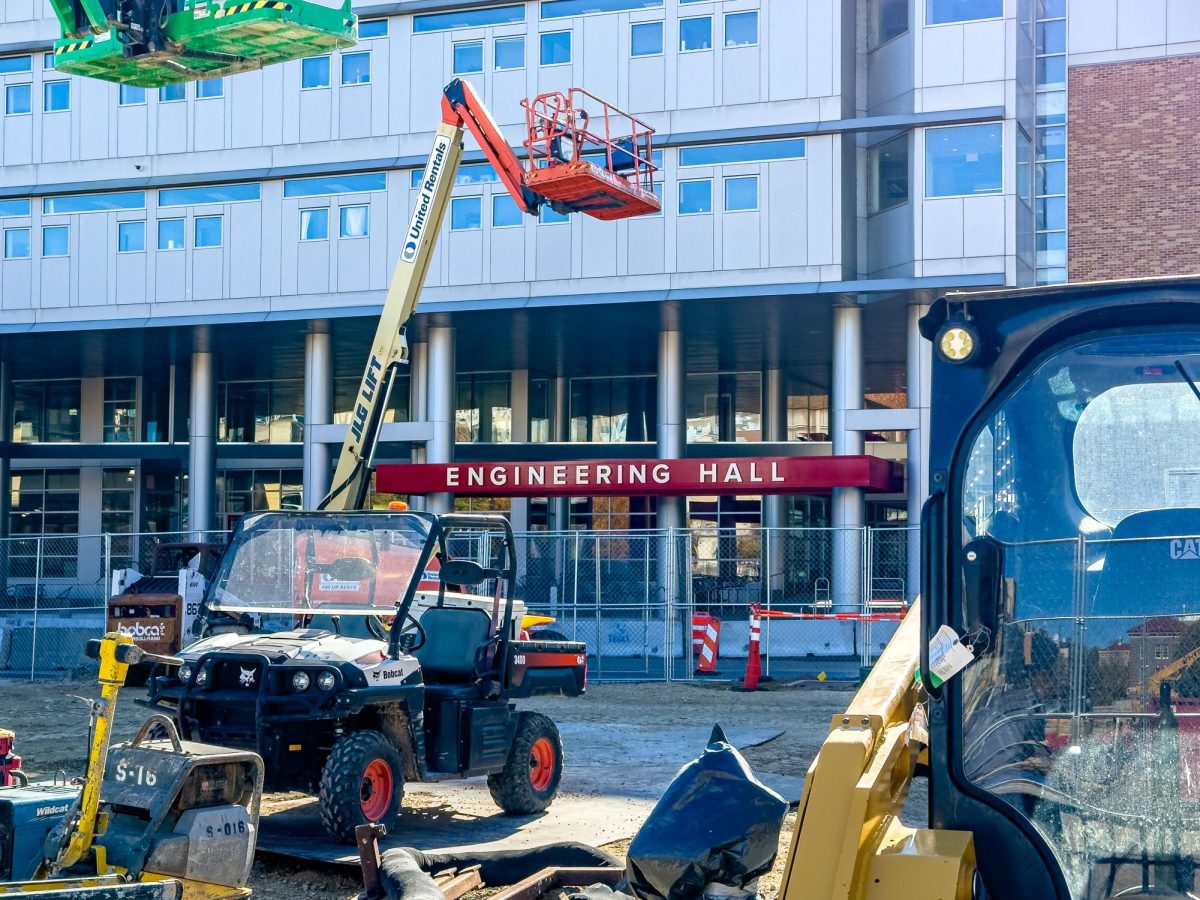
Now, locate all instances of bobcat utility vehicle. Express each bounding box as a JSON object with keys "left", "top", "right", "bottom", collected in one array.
[{"left": 146, "top": 511, "right": 585, "bottom": 842}]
